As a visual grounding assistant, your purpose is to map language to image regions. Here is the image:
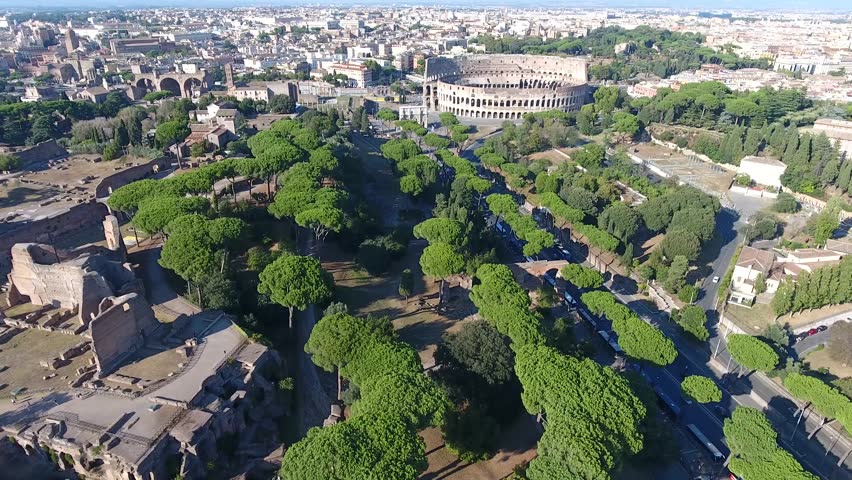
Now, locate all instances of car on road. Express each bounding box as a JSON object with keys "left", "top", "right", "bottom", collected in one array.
[
  {"left": 808, "top": 328, "right": 819, "bottom": 336},
  {"left": 712, "top": 276, "right": 720, "bottom": 284},
  {"left": 817, "top": 325, "right": 828, "bottom": 333}
]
